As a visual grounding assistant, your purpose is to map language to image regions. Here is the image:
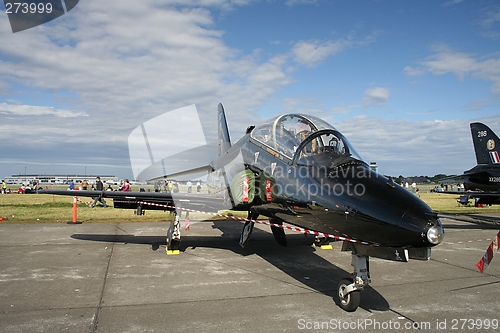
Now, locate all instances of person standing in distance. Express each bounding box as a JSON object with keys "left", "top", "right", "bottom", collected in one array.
[
  {"left": 121, "top": 179, "right": 131, "bottom": 192},
  {"left": 90, "top": 177, "right": 107, "bottom": 208}
]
